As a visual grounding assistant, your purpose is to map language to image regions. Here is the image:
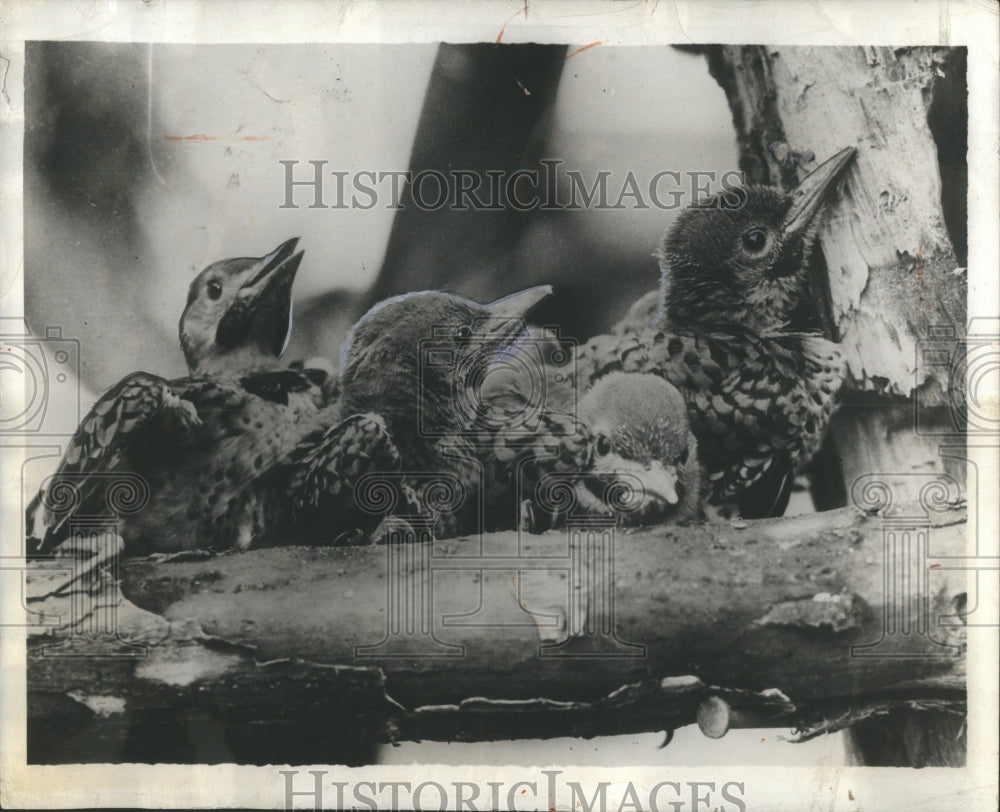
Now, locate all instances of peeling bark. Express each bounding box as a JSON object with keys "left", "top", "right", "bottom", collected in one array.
[
  {"left": 705, "top": 45, "right": 966, "bottom": 401},
  {"left": 27, "top": 502, "right": 966, "bottom": 764},
  {"left": 703, "top": 45, "right": 970, "bottom": 767}
]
